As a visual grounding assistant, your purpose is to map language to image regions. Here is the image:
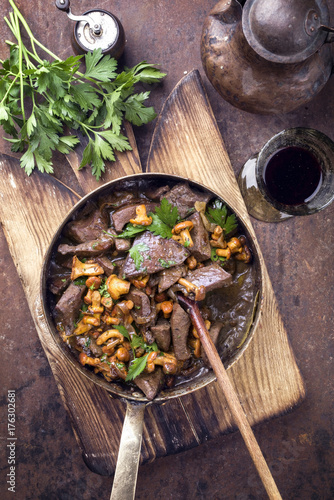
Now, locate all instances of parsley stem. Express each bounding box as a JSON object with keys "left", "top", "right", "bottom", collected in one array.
[
  {"left": 12, "top": 11, "right": 25, "bottom": 122},
  {"left": 6, "top": 41, "right": 39, "bottom": 70},
  {"left": 7, "top": 2, "right": 90, "bottom": 81},
  {"left": 8, "top": 0, "right": 61, "bottom": 63},
  {"left": 0, "top": 74, "right": 20, "bottom": 105}
]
